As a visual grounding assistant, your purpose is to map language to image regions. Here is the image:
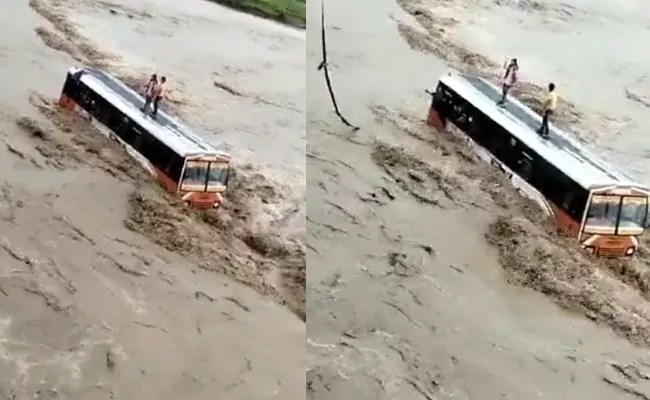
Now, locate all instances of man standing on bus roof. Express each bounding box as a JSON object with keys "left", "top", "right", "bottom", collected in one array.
[
  {"left": 151, "top": 76, "right": 166, "bottom": 118},
  {"left": 496, "top": 58, "right": 519, "bottom": 107},
  {"left": 537, "top": 82, "right": 558, "bottom": 139},
  {"left": 141, "top": 74, "right": 157, "bottom": 114}
]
